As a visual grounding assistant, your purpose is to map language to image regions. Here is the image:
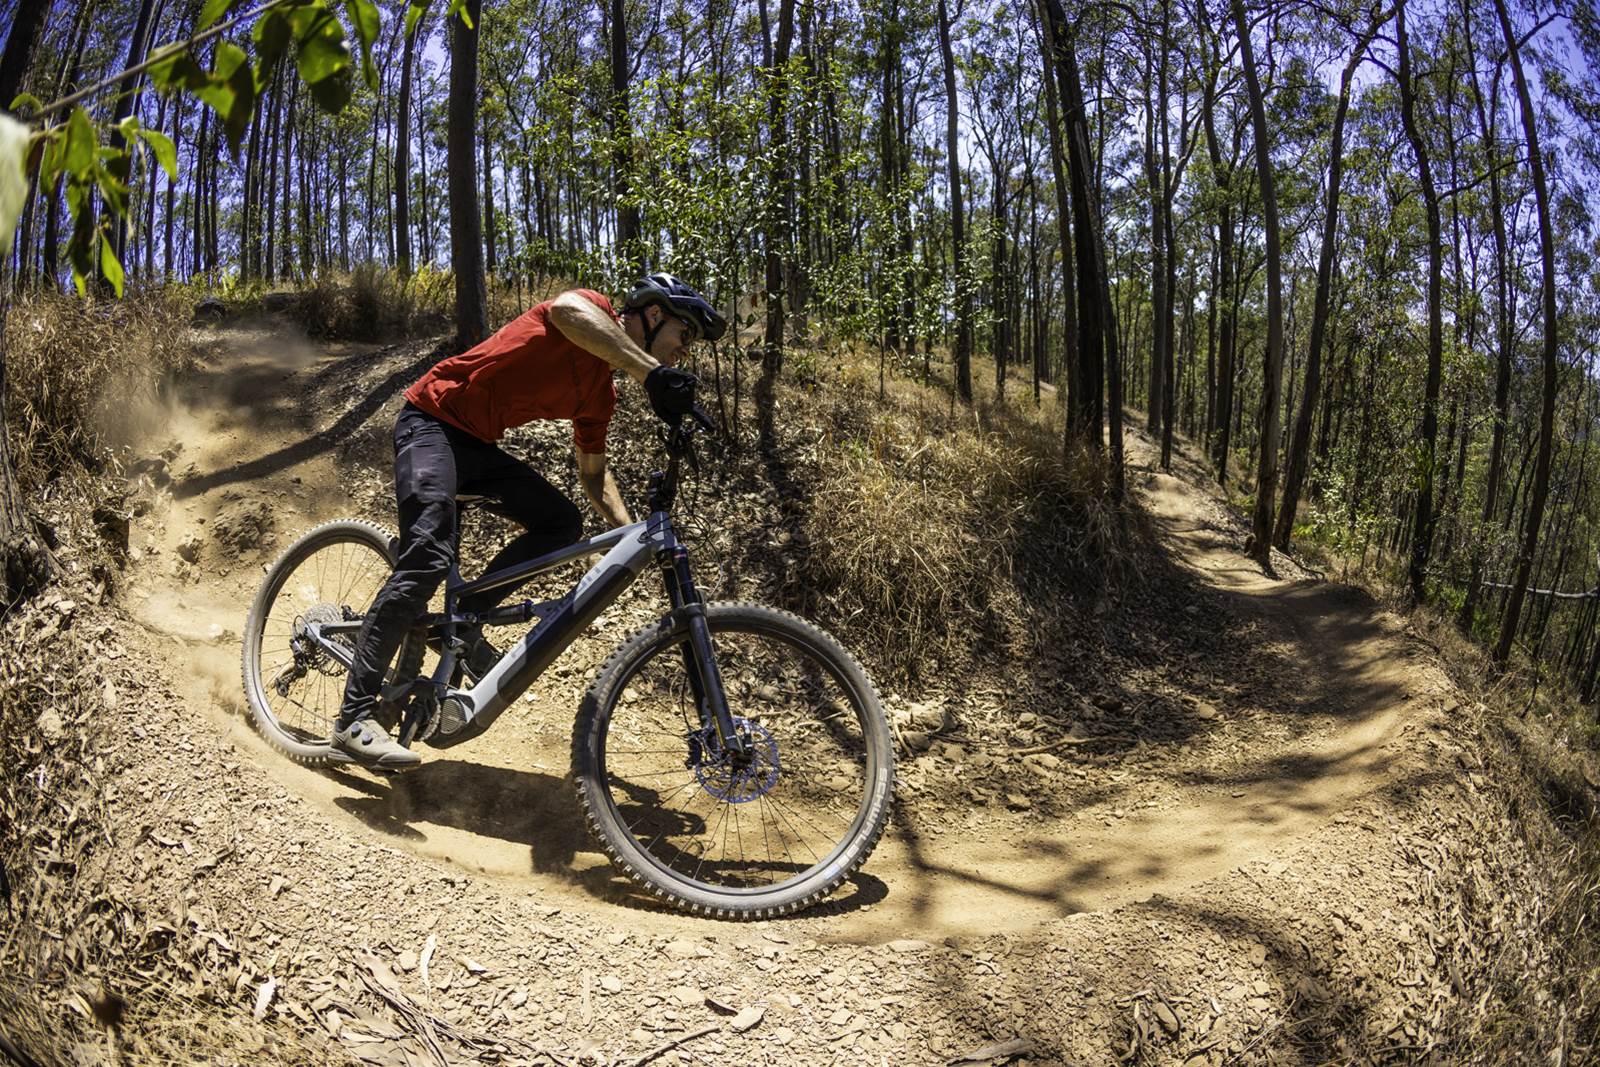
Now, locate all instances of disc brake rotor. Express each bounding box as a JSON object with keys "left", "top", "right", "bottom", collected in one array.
[{"left": 691, "top": 717, "right": 781, "bottom": 802}]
